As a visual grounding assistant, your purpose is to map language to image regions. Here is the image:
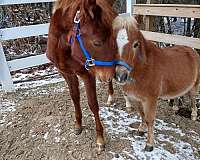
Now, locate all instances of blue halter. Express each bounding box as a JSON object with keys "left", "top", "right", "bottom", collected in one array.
[{"left": 69, "top": 11, "right": 133, "bottom": 72}]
